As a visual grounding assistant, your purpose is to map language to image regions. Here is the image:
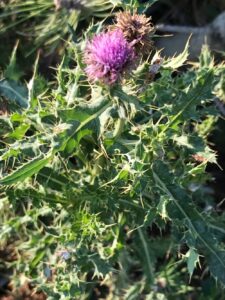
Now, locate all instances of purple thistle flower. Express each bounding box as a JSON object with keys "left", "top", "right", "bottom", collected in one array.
[{"left": 84, "top": 30, "right": 135, "bottom": 84}]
